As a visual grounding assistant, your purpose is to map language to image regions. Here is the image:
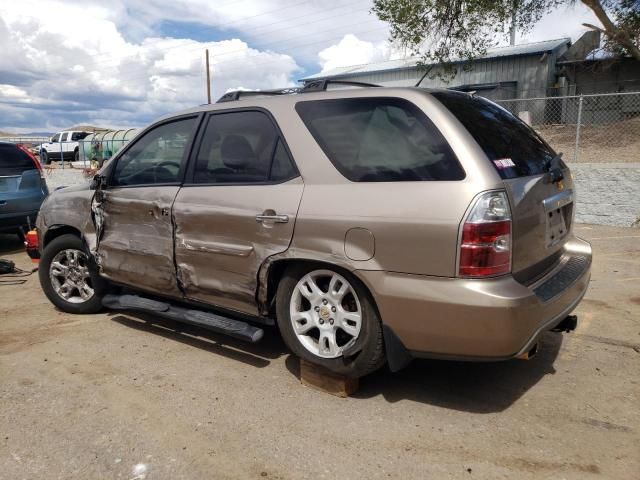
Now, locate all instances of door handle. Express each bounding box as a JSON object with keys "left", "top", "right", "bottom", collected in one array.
[{"left": 255, "top": 214, "right": 289, "bottom": 223}]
